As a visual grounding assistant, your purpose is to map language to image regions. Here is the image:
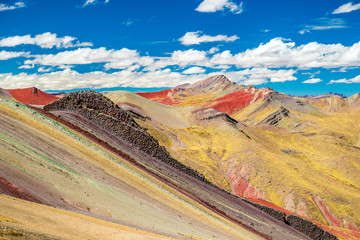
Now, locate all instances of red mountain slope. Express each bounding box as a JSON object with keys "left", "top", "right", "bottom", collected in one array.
[{"left": 6, "top": 87, "right": 59, "bottom": 105}]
